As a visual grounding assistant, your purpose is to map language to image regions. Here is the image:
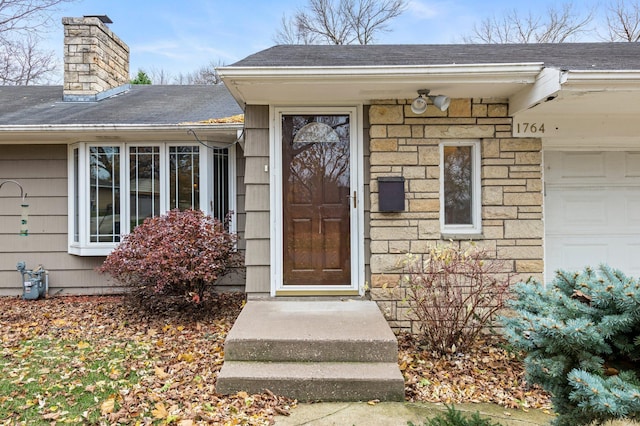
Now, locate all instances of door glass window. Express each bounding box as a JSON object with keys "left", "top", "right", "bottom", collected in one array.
[{"left": 282, "top": 115, "right": 351, "bottom": 286}]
